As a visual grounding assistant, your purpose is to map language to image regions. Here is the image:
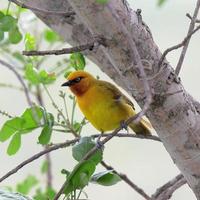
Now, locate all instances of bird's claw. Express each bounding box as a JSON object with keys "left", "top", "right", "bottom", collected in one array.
[{"left": 120, "top": 121, "right": 128, "bottom": 130}]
